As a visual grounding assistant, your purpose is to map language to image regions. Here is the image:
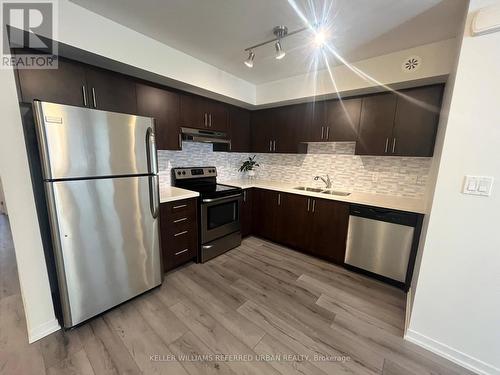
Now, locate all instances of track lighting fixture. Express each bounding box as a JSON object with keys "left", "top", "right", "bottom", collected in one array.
[
  {"left": 274, "top": 40, "right": 285, "bottom": 60},
  {"left": 244, "top": 50, "right": 255, "bottom": 68},
  {"left": 242, "top": 24, "right": 328, "bottom": 67},
  {"left": 243, "top": 24, "right": 307, "bottom": 68}
]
